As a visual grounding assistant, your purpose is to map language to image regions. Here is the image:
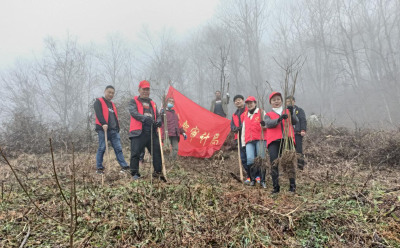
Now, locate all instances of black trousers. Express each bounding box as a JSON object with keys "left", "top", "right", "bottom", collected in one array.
[
  {"left": 130, "top": 131, "right": 162, "bottom": 176},
  {"left": 295, "top": 134, "right": 305, "bottom": 168},
  {"left": 268, "top": 139, "right": 295, "bottom": 187}
]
